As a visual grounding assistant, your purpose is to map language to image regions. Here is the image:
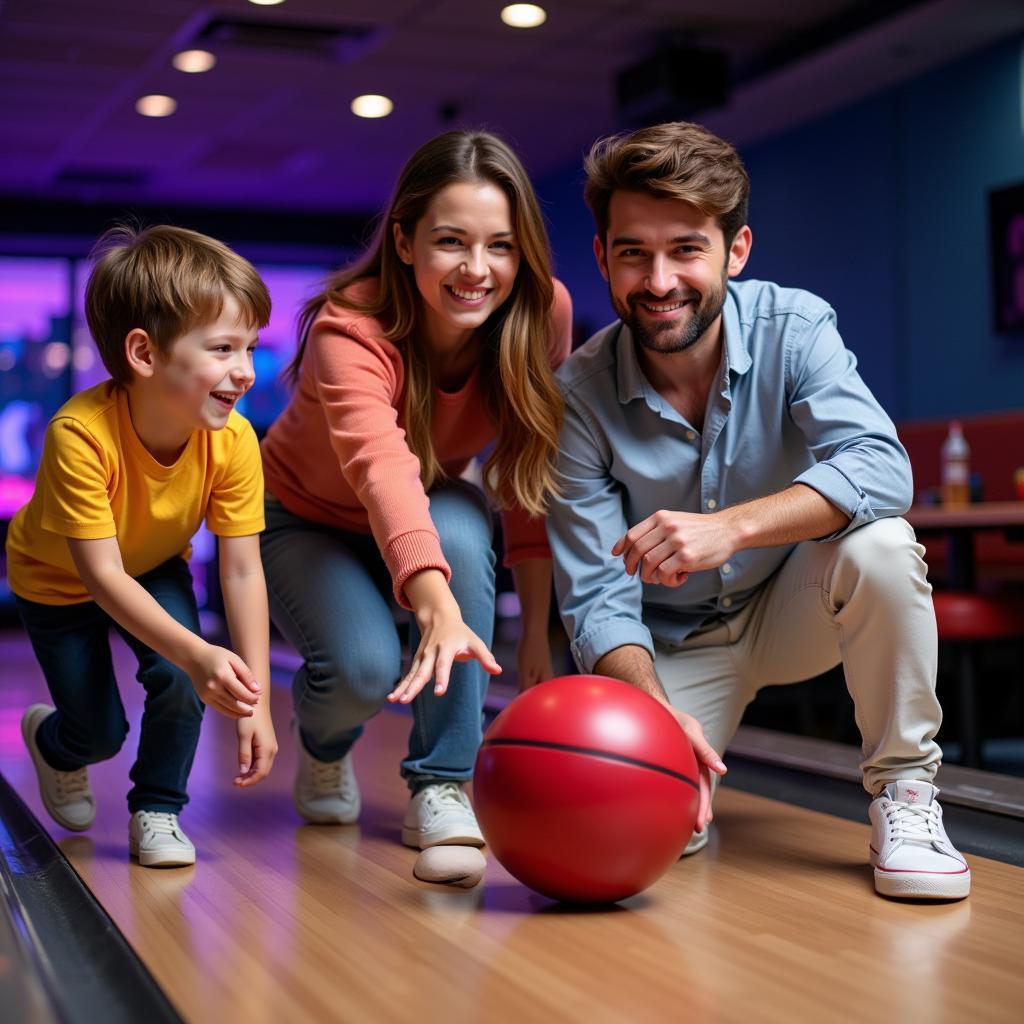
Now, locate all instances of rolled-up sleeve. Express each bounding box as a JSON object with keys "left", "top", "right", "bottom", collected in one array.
[
  {"left": 787, "top": 309, "right": 913, "bottom": 539},
  {"left": 547, "top": 394, "right": 653, "bottom": 672}
]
